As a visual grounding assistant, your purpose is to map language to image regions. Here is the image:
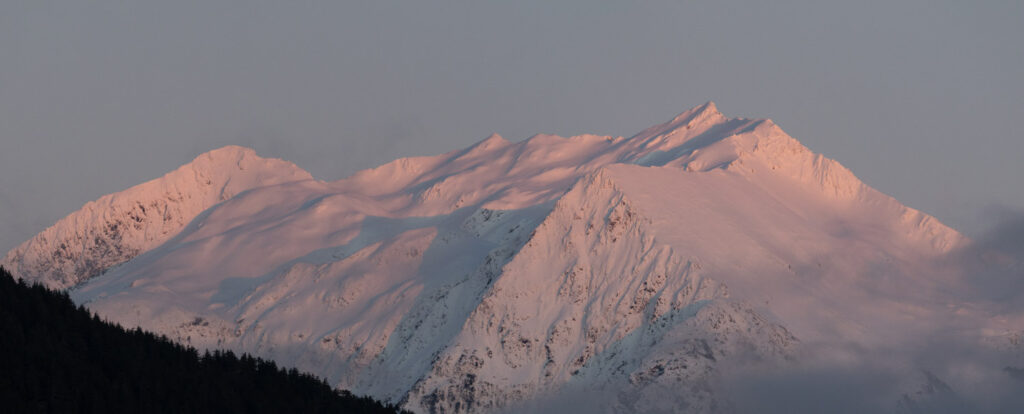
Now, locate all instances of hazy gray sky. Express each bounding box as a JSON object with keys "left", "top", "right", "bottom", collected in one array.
[{"left": 1, "top": 0, "right": 1021, "bottom": 253}]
